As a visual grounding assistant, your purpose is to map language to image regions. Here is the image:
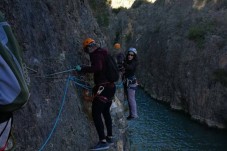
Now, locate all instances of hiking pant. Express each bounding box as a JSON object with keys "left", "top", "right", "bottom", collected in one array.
[
  {"left": 125, "top": 83, "right": 138, "bottom": 118},
  {"left": 92, "top": 83, "right": 116, "bottom": 140}
]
